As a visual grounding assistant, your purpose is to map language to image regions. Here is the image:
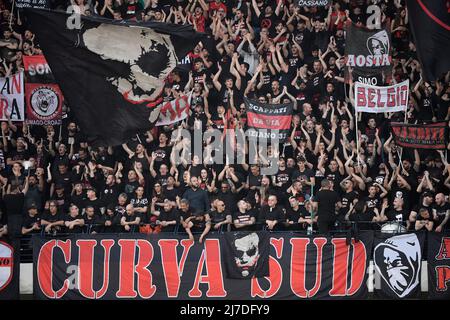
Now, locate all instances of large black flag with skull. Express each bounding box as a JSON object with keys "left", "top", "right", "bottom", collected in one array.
[{"left": 24, "top": 9, "right": 202, "bottom": 146}]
